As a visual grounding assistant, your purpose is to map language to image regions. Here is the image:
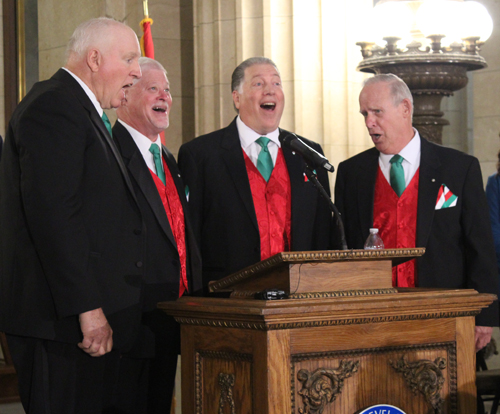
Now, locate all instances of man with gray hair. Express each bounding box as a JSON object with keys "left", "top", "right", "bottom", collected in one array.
[
  {"left": 335, "top": 74, "right": 498, "bottom": 350},
  {"left": 0, "top": 17, "right": 152, "bottom": 413},
  {"left": 113, "top": 56, "right": 202, "bottom": 413},
  {"left": 178, "top": 57, "right": 333, "bottom": 289}
]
